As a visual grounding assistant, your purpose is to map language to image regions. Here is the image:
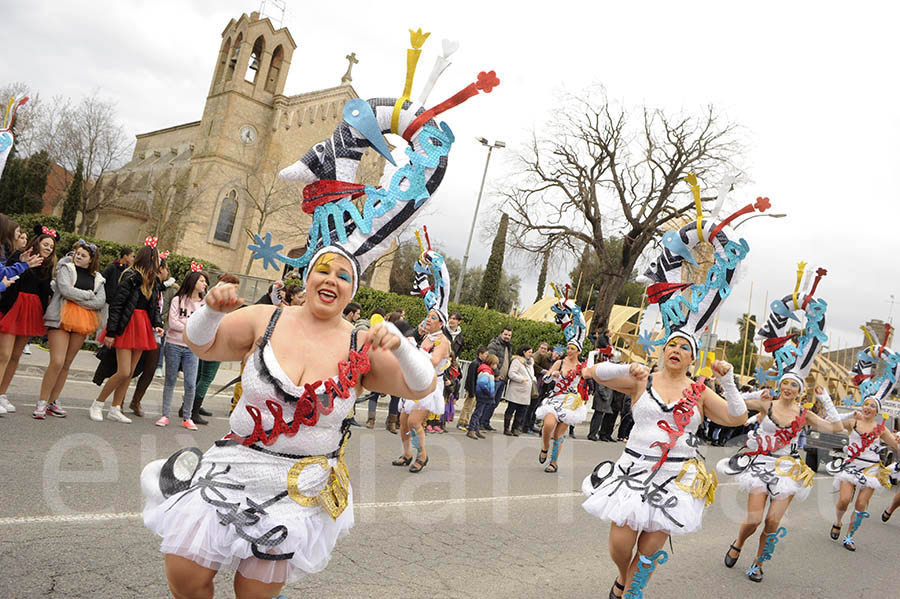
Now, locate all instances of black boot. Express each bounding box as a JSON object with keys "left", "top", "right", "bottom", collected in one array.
[
  {"left": 191, "top": 396, "right": 209, "bottom": 425},
  {"left": 503, "top": 413, "right": 513, "bottom": 436}
]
